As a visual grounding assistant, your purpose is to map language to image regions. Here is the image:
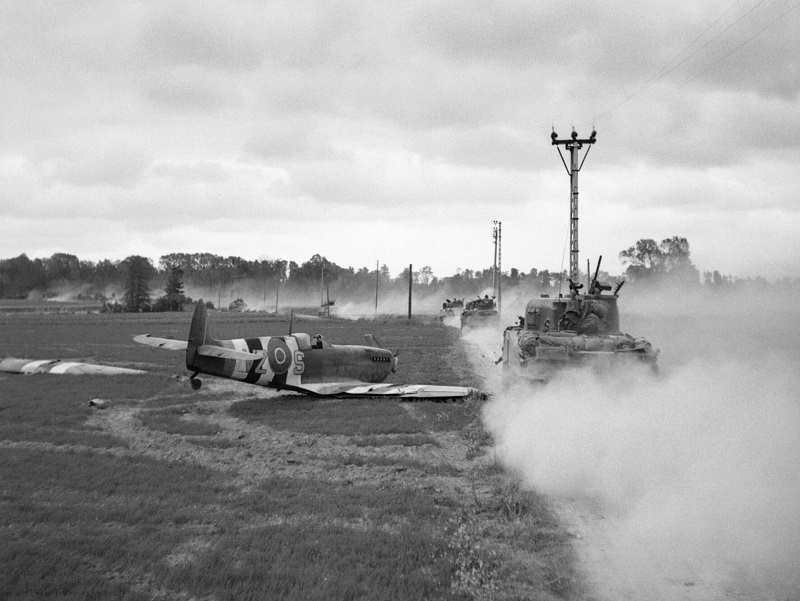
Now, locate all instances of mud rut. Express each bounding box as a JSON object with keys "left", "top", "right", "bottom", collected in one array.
[{"left": 88, "top": 380, "right": 481, "bottom": 496}]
